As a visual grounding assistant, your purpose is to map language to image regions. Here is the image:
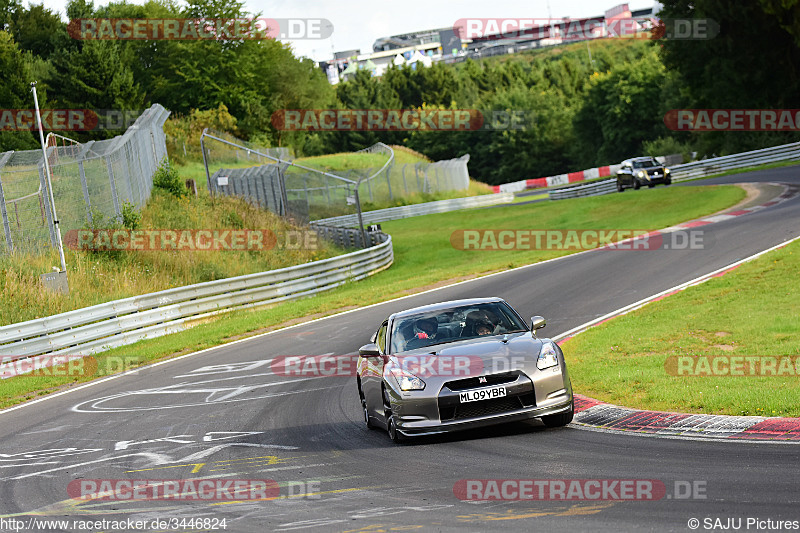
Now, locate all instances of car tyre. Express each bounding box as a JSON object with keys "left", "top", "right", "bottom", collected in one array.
[
  {"left": 665, "top": 179, "right": 672, "bottom": 186},
  {"left": 541, "top": 400, "right": 574, "bottom": 428},
  {"left": 648, "top": 184, "right": 655, "bottom": 188},
  {"left": 633, "top": 179, "right": 640, "bottom": 190},
  {"left": 386, "top": 415, "right": 404, "bottom": 443},
  {"left": 362, "top": 399, "right": 377, "bottom": 429},
  {"left": 617, "top": 181, "right": 624, "bottom": 192},
  {"left": 383, "top": 387, "right": 404, "bottom": 443}
]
